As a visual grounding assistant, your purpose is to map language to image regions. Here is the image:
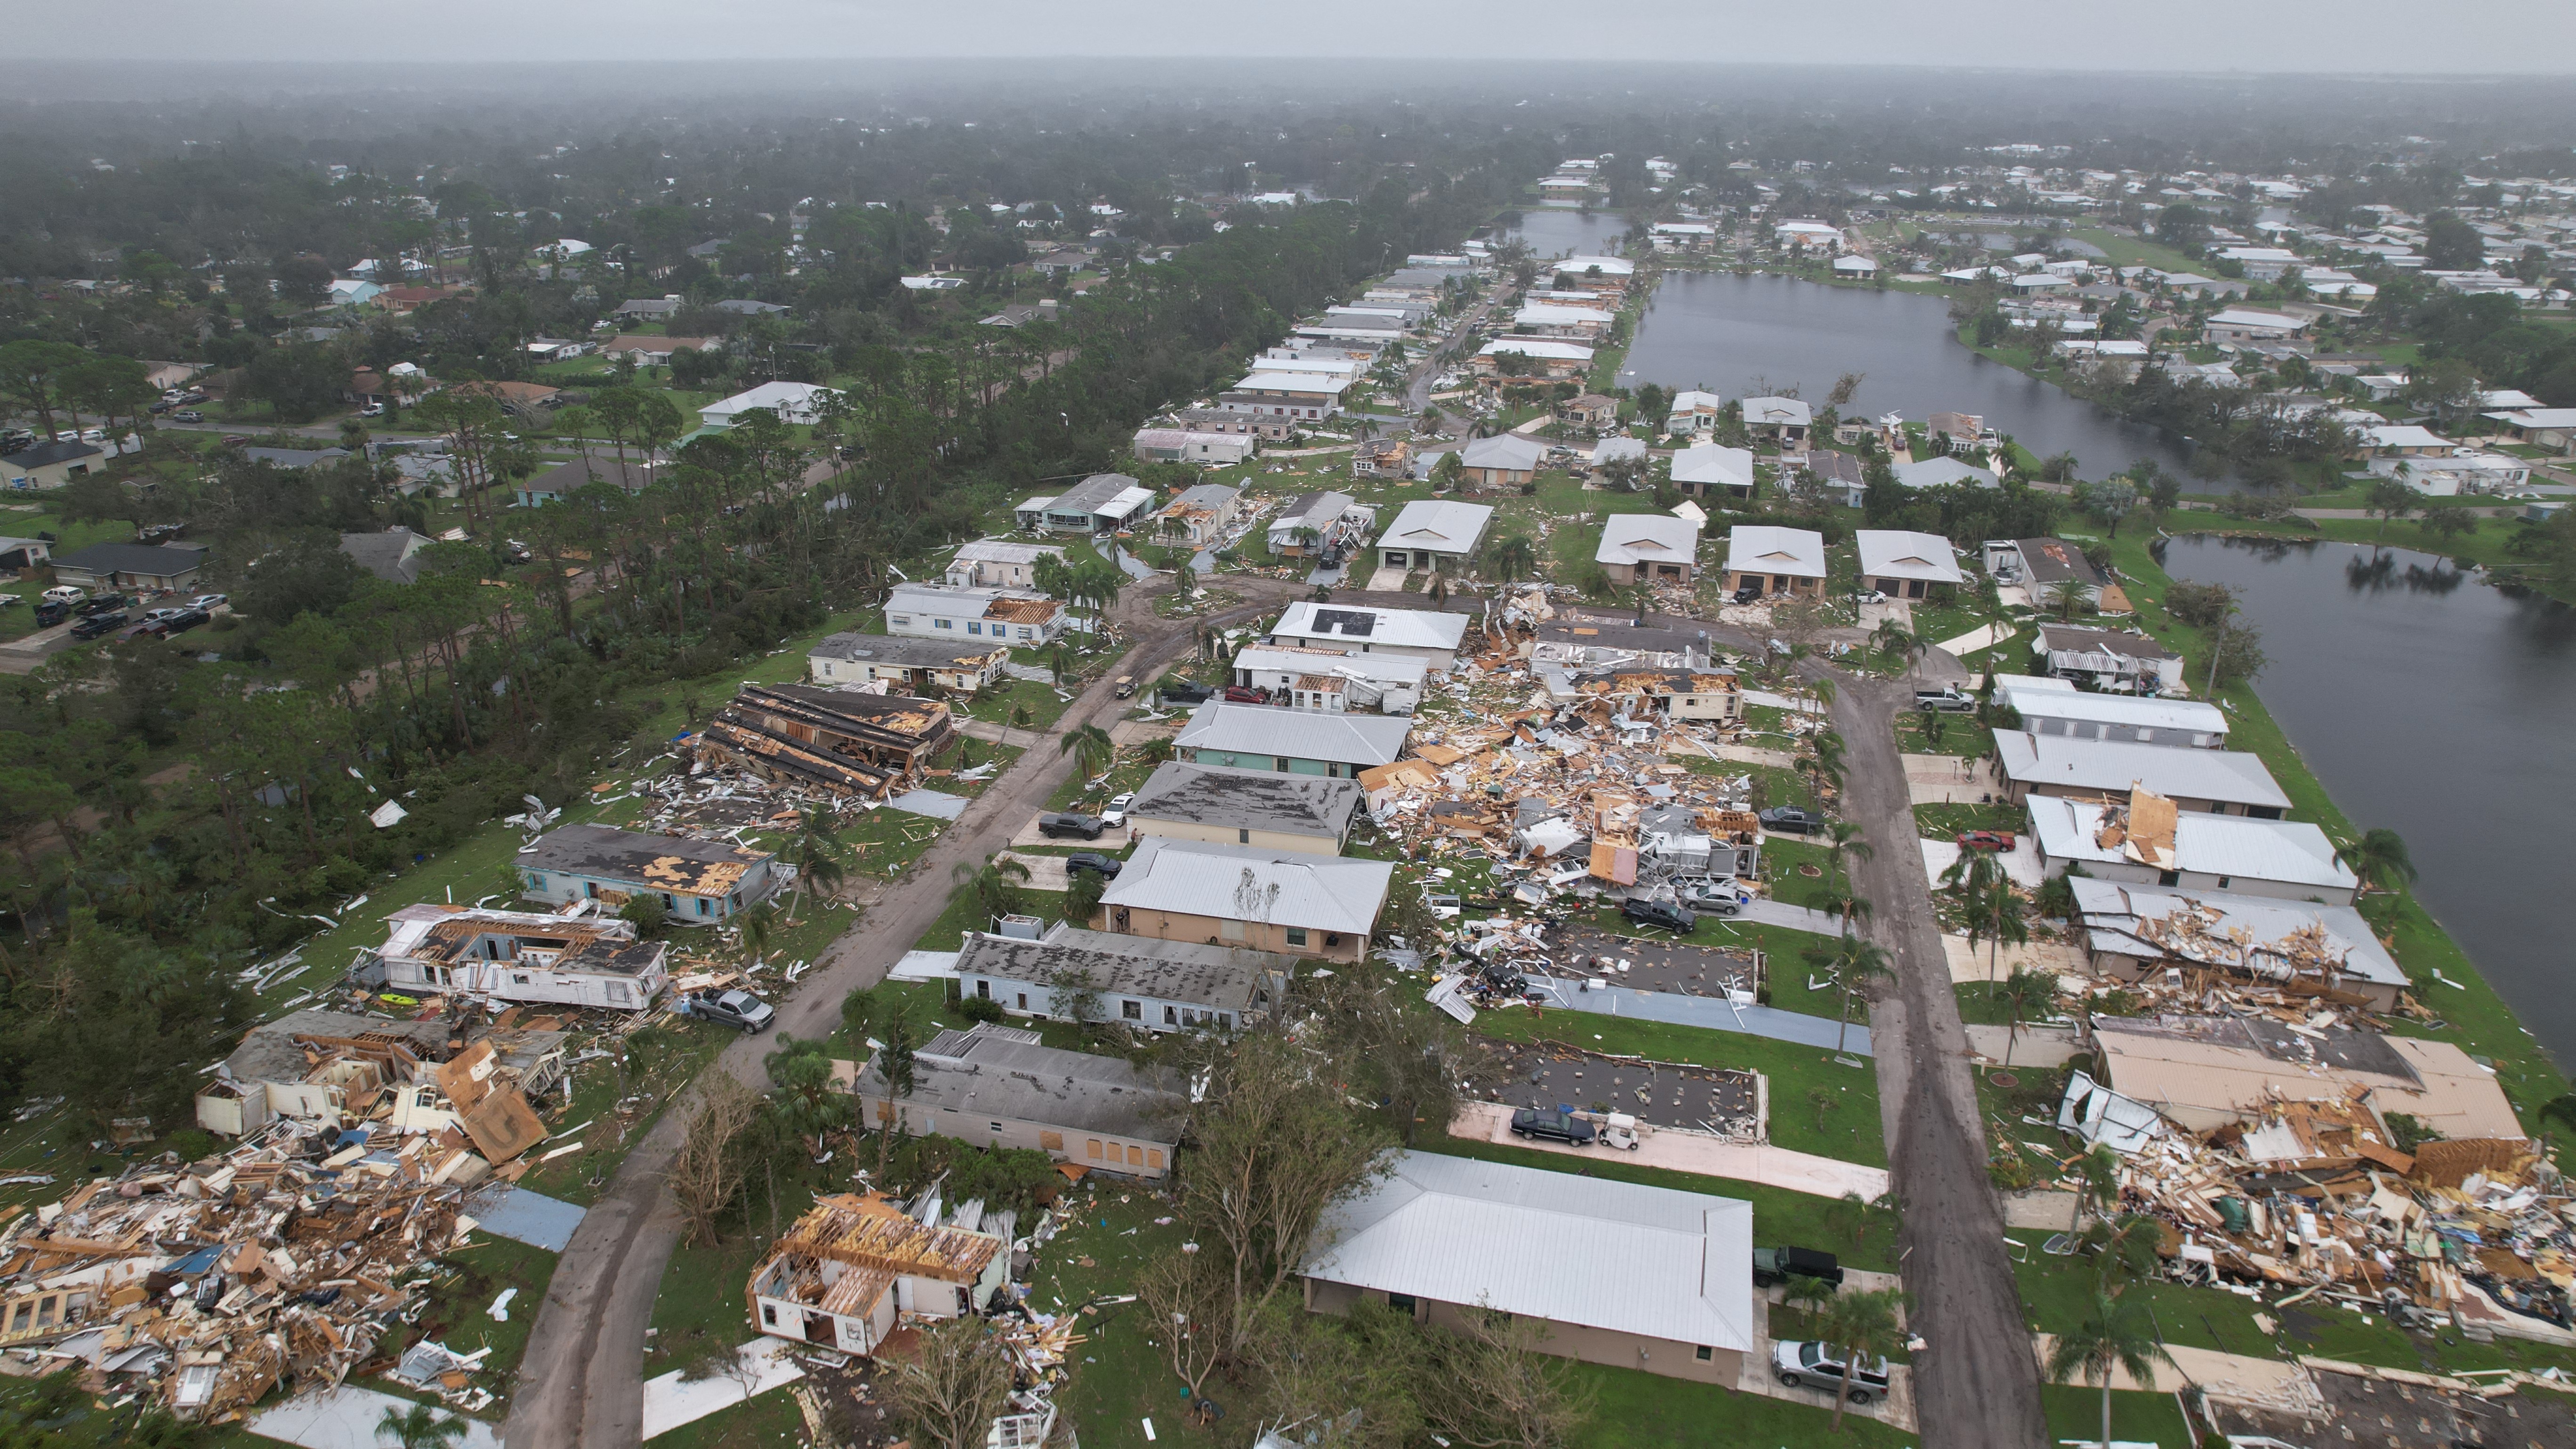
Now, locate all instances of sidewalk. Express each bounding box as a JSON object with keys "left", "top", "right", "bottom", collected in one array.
[
  {"left": 1732, "top": 898, "right": 1843, "bottom": 934},
  {"left": 2031, "top": 1334, "right": 2319, "bottom": 1412},
  {"left": 1451, "top": 1101, "right": 1889, "bottom": 1199}
]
